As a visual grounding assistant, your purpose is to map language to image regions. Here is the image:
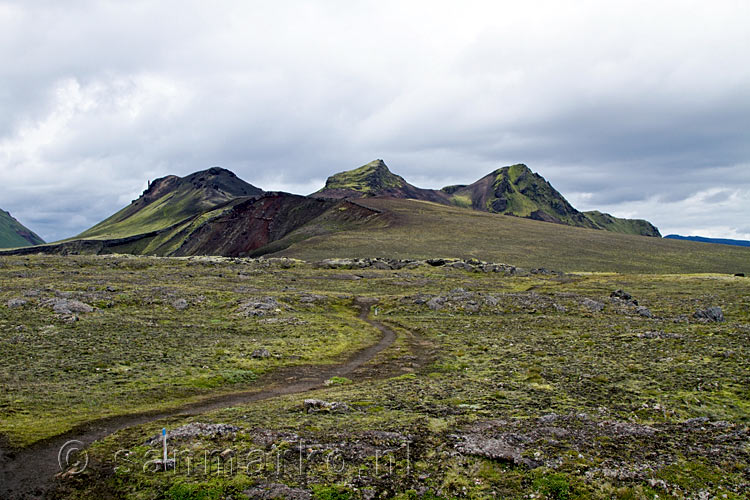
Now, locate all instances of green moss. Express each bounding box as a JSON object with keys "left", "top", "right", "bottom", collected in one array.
[
  {"left": 317, "top": 160, "right": 405, "bottom": 195},
  {"left": 449, "top": 194, "right": 472, "bottom": 208}
]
